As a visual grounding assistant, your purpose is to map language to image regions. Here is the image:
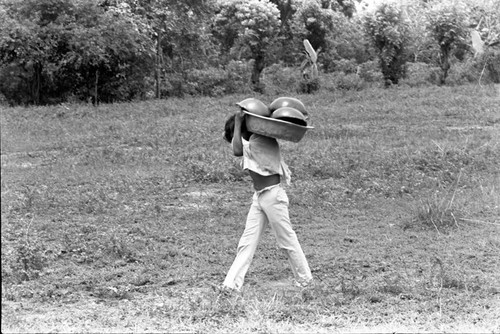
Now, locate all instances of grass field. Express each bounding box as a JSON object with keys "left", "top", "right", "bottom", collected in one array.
[{"left": 1, "top": 84, "right": 499, "bottom": 333}]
